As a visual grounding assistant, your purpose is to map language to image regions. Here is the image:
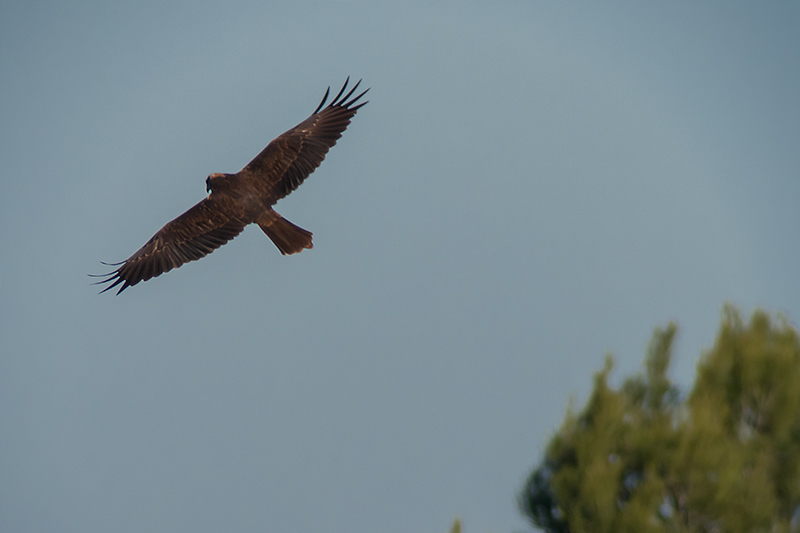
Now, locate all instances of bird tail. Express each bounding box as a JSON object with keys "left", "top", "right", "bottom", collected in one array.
[{"left": 257, "top": 210, "right": 313, "bottom": 255}]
